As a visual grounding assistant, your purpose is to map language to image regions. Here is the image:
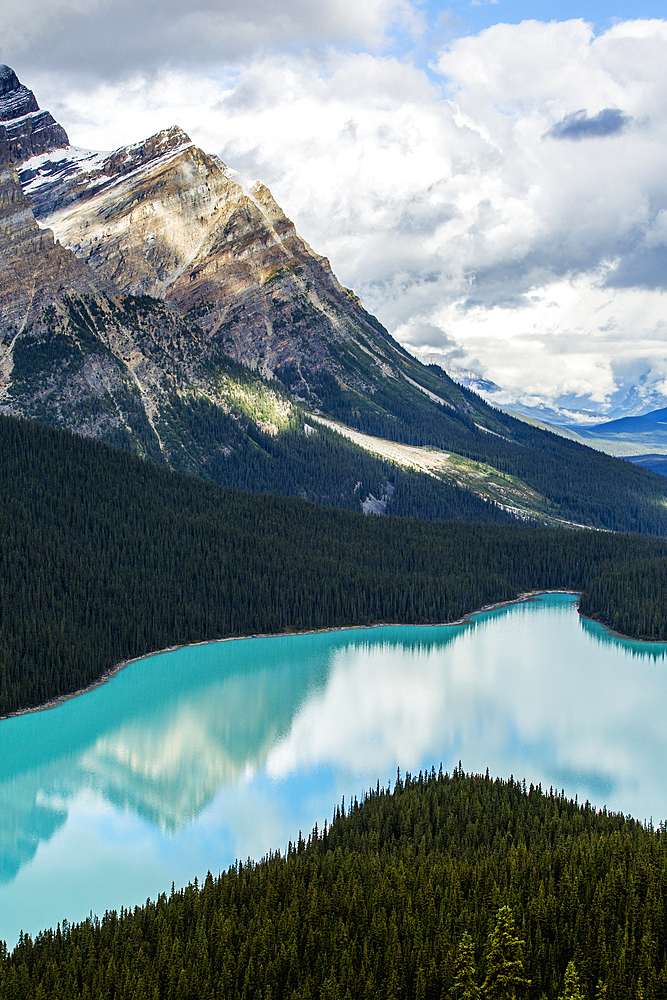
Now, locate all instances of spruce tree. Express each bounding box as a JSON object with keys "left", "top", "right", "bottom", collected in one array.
[
  {"left": 559, "top": 961, "right": 585, "bottom": 1000},
  {"left": 451, "top": 931, "right": 480, "bottom": 999},
  {"left": 482, "top": 906, "right": 530, "bottom": 1000}
]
